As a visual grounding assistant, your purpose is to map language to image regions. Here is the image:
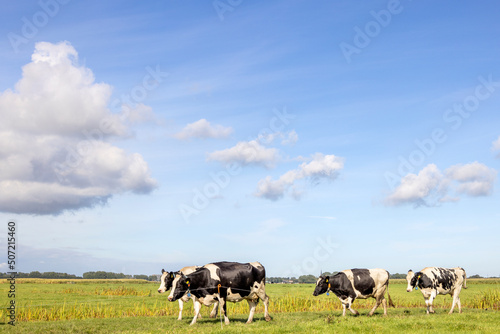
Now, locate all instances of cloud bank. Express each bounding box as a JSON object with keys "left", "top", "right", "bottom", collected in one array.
[
  {"left": 0, "top": 41, "right": 157, "bottom": 215},
  {"left": 385, "top": 162, "right": 496, "bottom": 207}
]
